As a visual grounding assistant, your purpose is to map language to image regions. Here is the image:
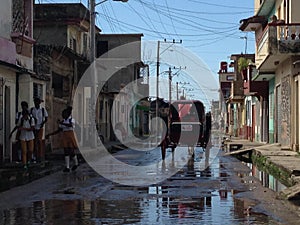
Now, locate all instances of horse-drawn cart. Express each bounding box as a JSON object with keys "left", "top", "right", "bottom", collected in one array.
[{"left": 160, "top": 100, "right": 211, "bottom": 160}]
